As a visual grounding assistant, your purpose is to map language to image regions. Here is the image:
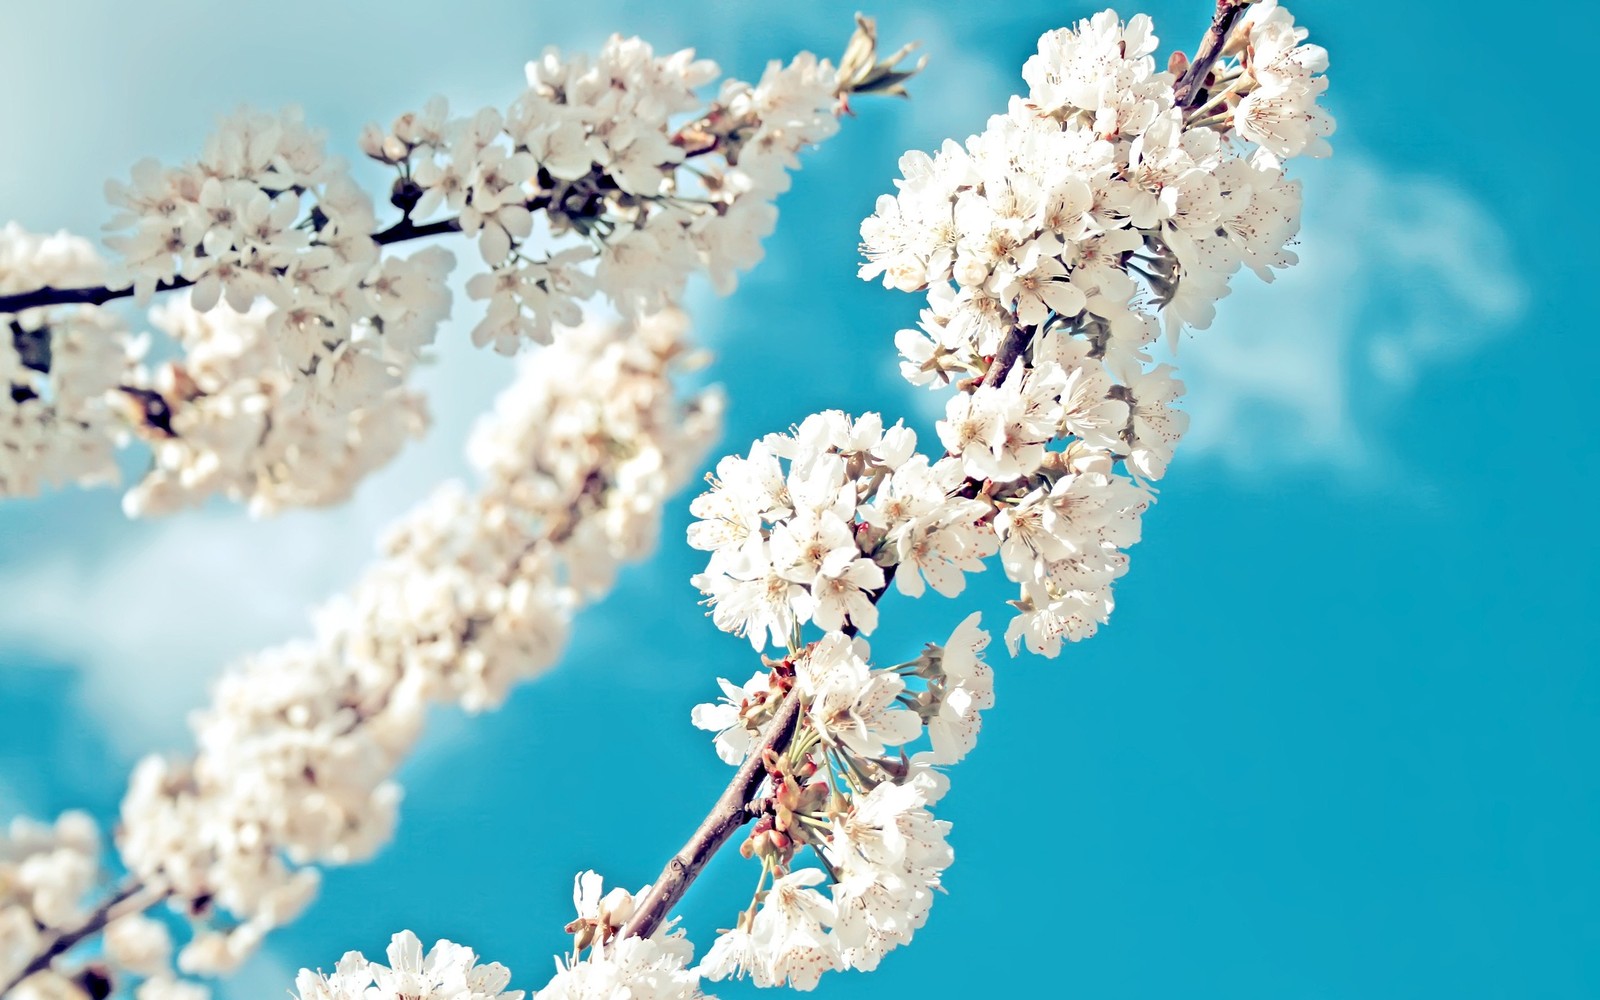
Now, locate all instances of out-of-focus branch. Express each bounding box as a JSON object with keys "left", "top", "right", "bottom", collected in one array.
[{"left": 0, "top": 881, "right": 168, "bottom": 996}]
